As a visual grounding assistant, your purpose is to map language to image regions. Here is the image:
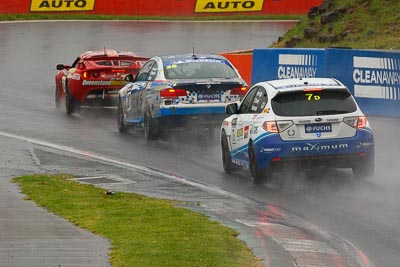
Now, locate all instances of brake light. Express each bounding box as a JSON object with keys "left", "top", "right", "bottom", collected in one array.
[
  {"left": 111, "top": 69, "right": 126, "bottom": 72},
  {"left": 343, "top": 116, "right": 367, "bottom": 129},
  {"left": 230, "top": 86, "right": 248, "bottom": 96},
  {"left": 262, "top": 121, "right": 278, "bottom": 133},
  {"left": 357, "top": 116, "right": 367, "bottom": 128},
  {"left": 92, "top": 71, "right": 100, "bottom": 78},
  {"left": 304, "top": 87, "right": 322, "bottom": 92},
  {"left": 83, "top": 71, "right": 90, "bottom": 78},
  {"left": 160, "top": 88, "right": 187, "bottom": 98}
]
